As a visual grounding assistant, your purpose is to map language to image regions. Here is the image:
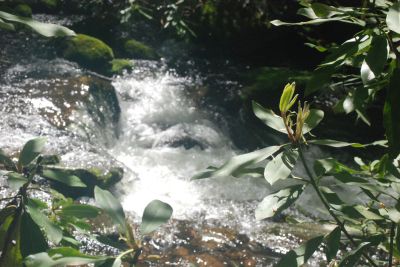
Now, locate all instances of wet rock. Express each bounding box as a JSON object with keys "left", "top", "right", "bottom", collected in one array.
[
  {"left": 62, "top": 34, "right": 114, "bottom": 74},
  {"left": 123, "top": 39, "right": 159, "bottom": 60},
  {"left": 110, "top": 58, "right": 134, "bottom": 75},
  {"left": 14, "top": 4, "right": 32, "bottom": 17}
]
